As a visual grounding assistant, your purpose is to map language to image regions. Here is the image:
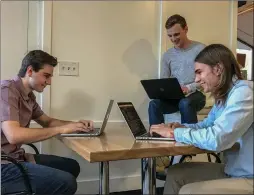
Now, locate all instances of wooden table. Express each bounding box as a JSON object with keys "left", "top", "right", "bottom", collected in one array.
[{"left": 58, "top": 123, "right": 211, "bottom": 195}]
